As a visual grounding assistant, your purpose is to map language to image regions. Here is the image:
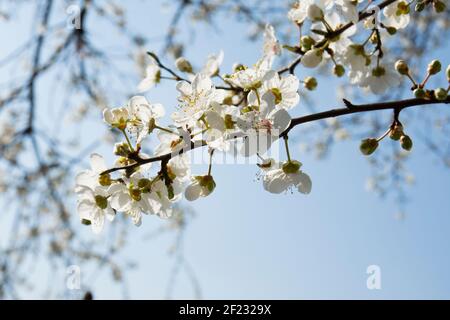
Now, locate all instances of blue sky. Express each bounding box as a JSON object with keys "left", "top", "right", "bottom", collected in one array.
[{"left": 1, "top": 0, "right": 450, "bottom": 299}]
